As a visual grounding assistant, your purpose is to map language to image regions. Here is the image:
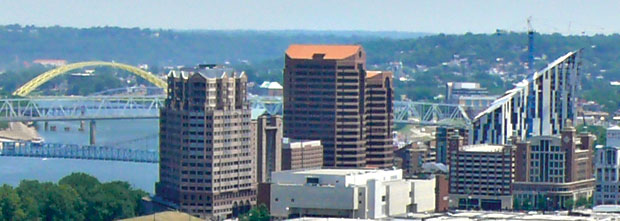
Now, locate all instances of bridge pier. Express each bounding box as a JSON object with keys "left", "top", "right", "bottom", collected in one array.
[{"left": 89, "top": 120, "right": 96, "bottom": 145}]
